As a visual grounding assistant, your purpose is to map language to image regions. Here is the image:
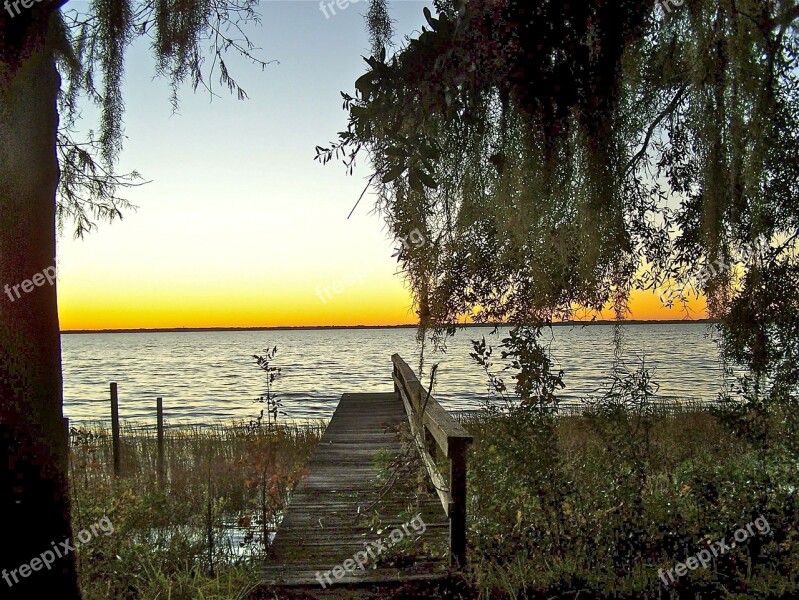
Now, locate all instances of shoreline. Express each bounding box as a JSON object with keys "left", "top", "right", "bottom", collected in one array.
[
  {"left": 61, "top": 319, "right": 717, "bottom": 335},
  {"left": 66, "top": 400, "right": 727, "bottom": 430}
]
